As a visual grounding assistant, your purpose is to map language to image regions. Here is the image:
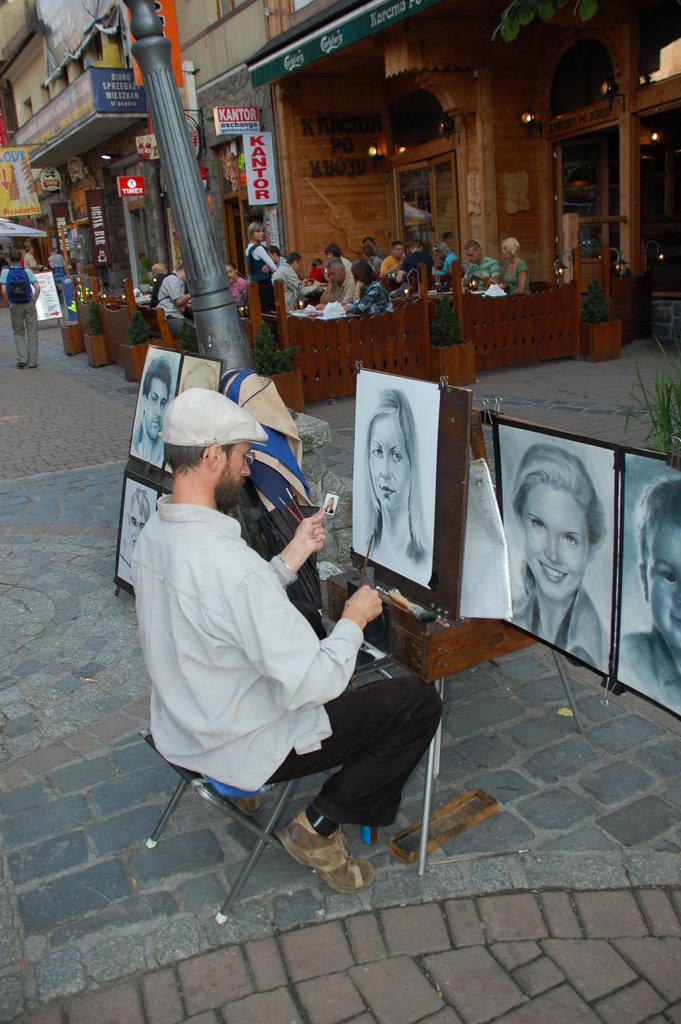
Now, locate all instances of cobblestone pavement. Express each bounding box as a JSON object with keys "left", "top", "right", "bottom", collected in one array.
[{"left": 1, "top": 310, "right": 681, "bottom": 1022}]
